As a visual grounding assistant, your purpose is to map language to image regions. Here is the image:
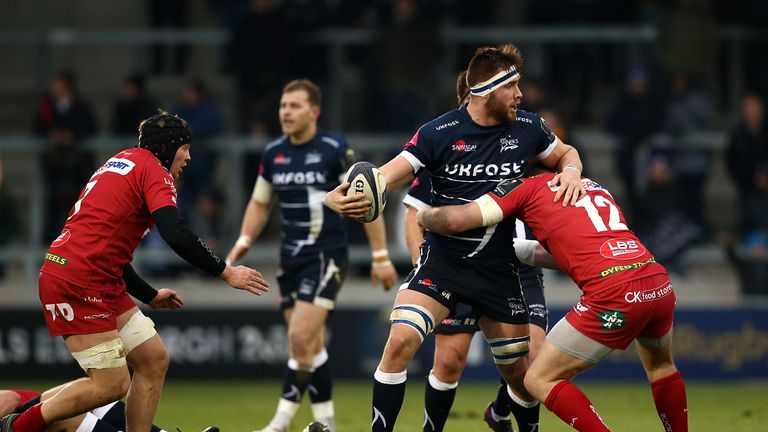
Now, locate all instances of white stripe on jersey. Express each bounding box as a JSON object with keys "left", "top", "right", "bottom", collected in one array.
[
  {"left": 399, "top": 151, "right": 425, "bottom": 173},
  {"left": 434, "top": 191, "right": 473, "bottom": 203},
  {"left": 288, "top": 187, "right": 326, "bottom": 256},
  {"left": 402, "top": 194, "right": 430, "bottom": 210},
  {"left": 430, "top": 173, "right": 512, "bottom": 184},
  {"left": 280, "top": 202, "right": 310, "bottom": 208},
  {"left": 536, "top": 136, "right": 561, "bottom": 160},
  {"left": 466, "top": 225, "right": 496, "bottom": 258},
  {"left": 321, "top": 136, "right": 340, "bottom": 148}
]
